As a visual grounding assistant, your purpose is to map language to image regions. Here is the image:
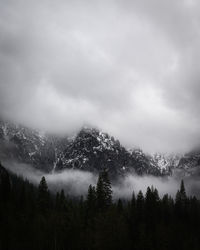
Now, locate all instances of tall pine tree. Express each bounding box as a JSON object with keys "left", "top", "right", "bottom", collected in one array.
[
  {"left": 86, "top": 184, "right": 97, "bottom": 214},
  {"left": 37, "top": 176, "right": 50, "bottom": 215},
  {"left": 96, "top": 170, "right": 112, "bottom": 211}
]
